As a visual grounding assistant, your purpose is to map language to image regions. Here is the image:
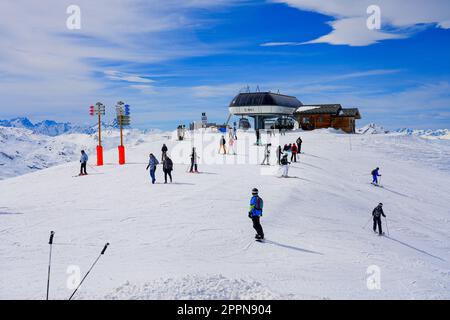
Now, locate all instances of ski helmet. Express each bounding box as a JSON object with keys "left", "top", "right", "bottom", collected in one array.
[
  {"left": 379, "top": 203, "right": 383, "bottom": 206},
  {"left": 252, "top": 188, "right": 259, "bottom": 195}
]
